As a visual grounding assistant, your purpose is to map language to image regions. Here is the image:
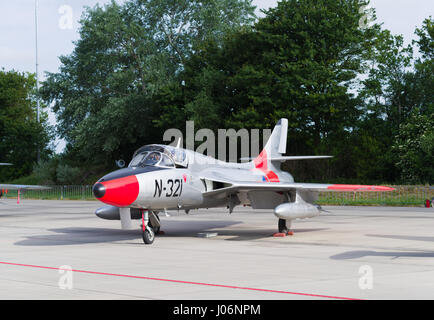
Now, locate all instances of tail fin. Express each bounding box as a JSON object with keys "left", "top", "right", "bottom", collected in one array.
[
  {"left": 262, "top": 118, "right": 288, "bottom": 158},
  {"left": 252, "top": 119, "right": 288, "bottom": 181}
]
